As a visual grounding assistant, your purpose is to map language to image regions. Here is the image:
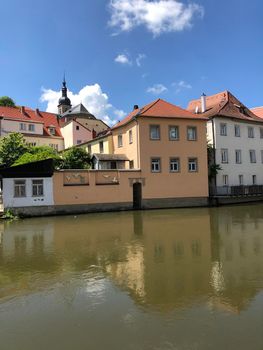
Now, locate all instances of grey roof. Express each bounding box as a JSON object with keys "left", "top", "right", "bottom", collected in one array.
[
  {"left": 61, "top": 103, "right": 96, "bottom": 119},
  {"left": 93, "top": 153, "right": 129, "bottom": 161}
]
